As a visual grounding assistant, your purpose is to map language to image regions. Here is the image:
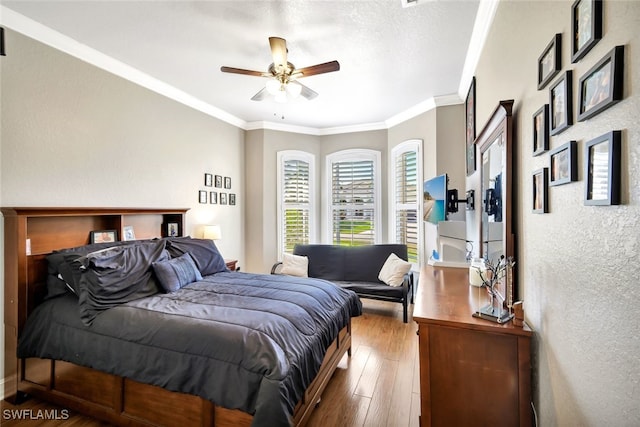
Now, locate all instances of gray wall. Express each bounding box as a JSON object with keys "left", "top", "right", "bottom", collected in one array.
[{"left": 473, "top": 1, "right": 640, "bottom": 424}]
